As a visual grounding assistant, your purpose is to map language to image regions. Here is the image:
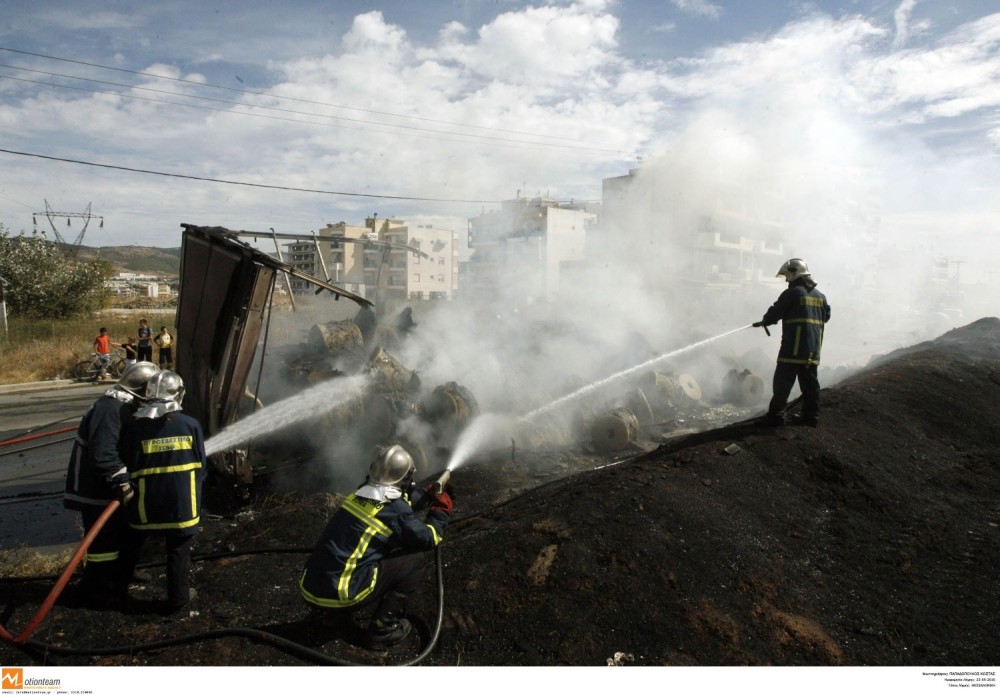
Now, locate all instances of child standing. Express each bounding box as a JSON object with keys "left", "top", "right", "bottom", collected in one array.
[
  {"left": 136, "top": 318, "right": 153, "bottom": 362},
  {"left": 122, "top": 337, "right": 138, "bottom": 367},
  {"left": 93, "top": 327, "right": 114, "bottom": 380},
  {"left": 154, "top": 326, "right": 174, "bottom": 369}
]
